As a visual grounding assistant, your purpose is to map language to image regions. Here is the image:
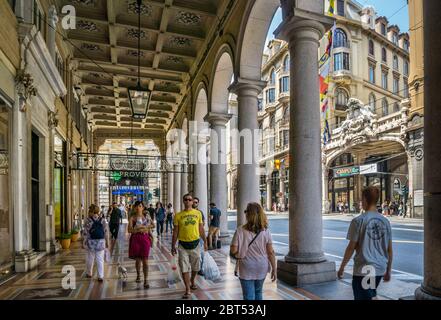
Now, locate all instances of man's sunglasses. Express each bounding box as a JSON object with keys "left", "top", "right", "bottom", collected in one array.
[{"left": 184, "top": 198, "right": 193, "bottom": 202}]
